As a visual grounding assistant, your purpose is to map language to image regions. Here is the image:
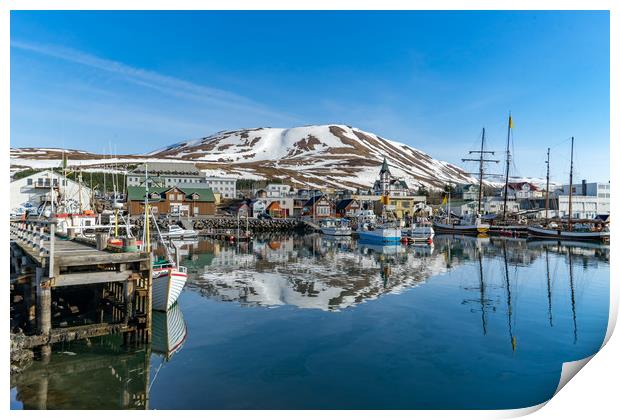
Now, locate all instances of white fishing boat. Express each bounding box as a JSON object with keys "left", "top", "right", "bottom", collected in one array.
[
  {"left": 161, "top": 224, "right": 198, "bottom": 239},
  {"left": 402, "top": 223, "right": 435, "bottom": 242},
  {"left": 357, "top": 223, "right": 401, "bottom": 243},
  {"left": 151, "top": 257, "right": 188, "bottom": 311},
  {"left": 140, "top": 164, "right": 189, "bottom": 311},
  {"left": 320, "top": 218, "right": 352, "bottom": 236}
]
